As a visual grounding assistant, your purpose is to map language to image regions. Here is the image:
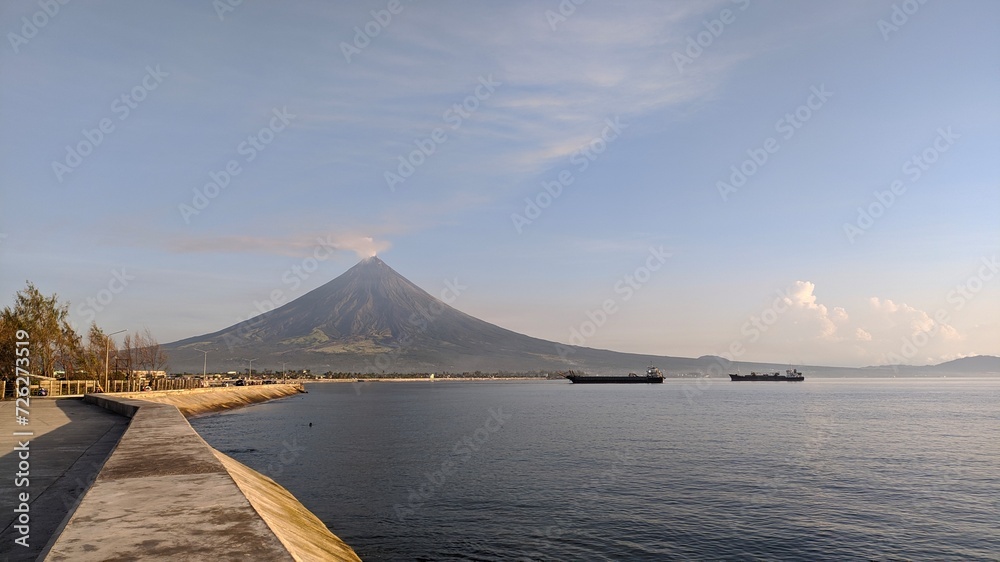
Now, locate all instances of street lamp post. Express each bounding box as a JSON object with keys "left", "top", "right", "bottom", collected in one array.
[
  {"left": 104, "top": 329, "right": 126, "bottom": 392},
  {"left": 194, "top": 348, "right": 209, "bottom": 378},
  {"left": 233, "top": 357, "right": 258, "bottom": 384},
  {"left": 240, "top": 358, "right": 257, "bottom": 381}
]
